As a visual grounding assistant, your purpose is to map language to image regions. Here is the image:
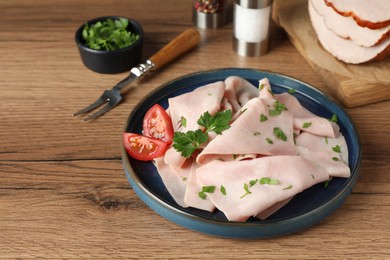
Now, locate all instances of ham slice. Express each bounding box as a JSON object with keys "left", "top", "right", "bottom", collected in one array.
[
  {"left": 309, "top": 0, "right": 390, "bottom": 64},
  {"left": 197, "top": 97, "right": 297, "bottom": 165},
  {"left": 165, "top": 81, "right": 226, "bottom": 168},
  {"left": 324, "top": 0, "right": 390, "bottom": 29},
  {"left": 223, "top": 76, "right": 259, "bottom": 114},
  {"left": 196, "top": 157, "right": 332, "bottom": 222},
  {"left": 311, "top": 0, "right": 390, "bottom": 47},
  {"left": 276, "top": 92, "right": 339, "bottom": 137}
]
